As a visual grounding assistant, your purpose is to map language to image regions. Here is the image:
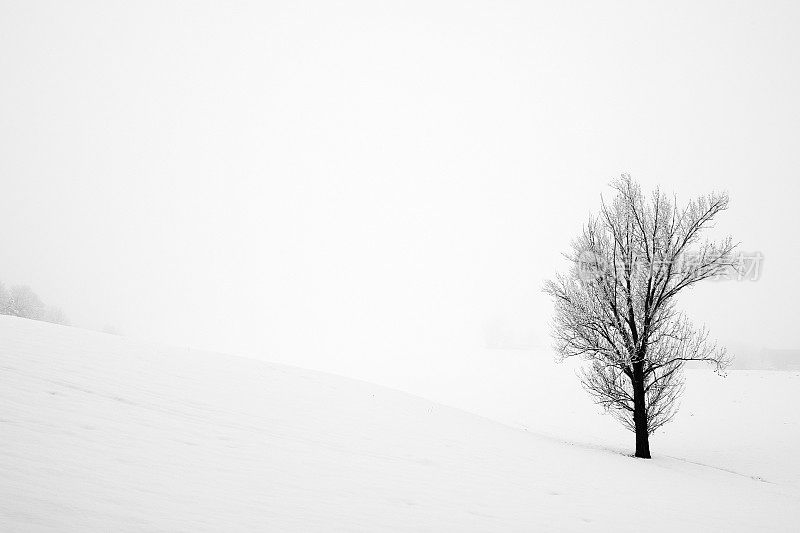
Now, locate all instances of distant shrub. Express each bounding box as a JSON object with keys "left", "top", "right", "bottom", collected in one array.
[
  {"left": 43, "top": 306, "right": 71, "bottom": 326},
  {"left": 101, "top": 324, "right": 121, "bottom": 335}
]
